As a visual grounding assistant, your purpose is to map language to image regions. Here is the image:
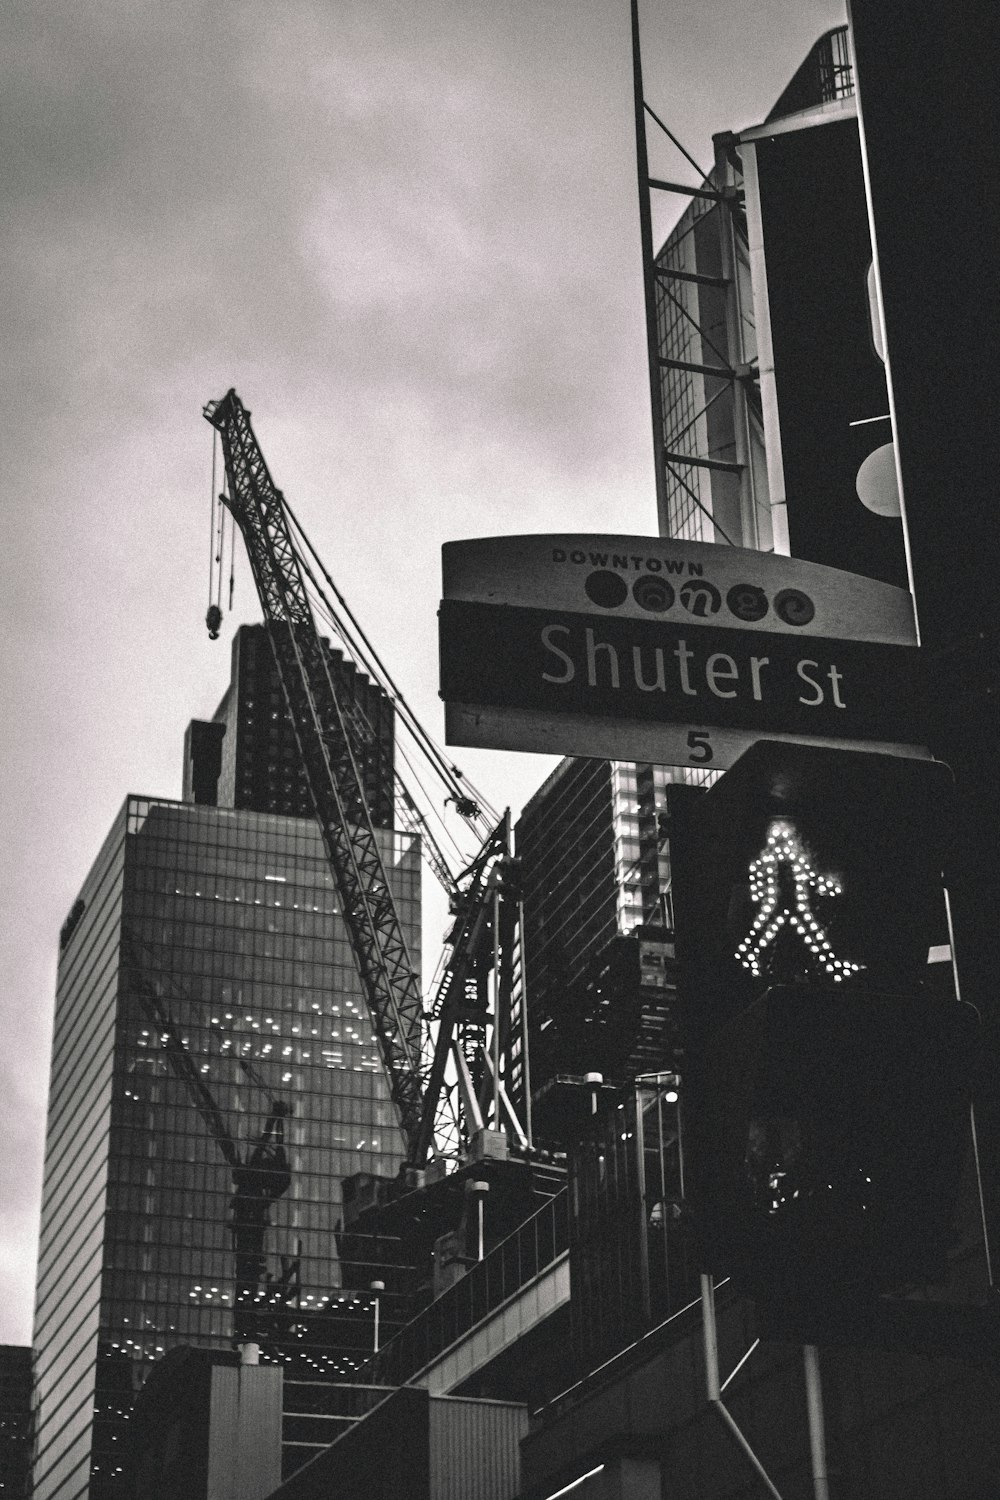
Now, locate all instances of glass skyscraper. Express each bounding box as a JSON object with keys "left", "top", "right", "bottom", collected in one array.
[
  {"left": 33, "top": 638, "right": 420, "bottom": 1498},
  {"left": 513, "top": 758, "right": 697, "bottom": 1120}
]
